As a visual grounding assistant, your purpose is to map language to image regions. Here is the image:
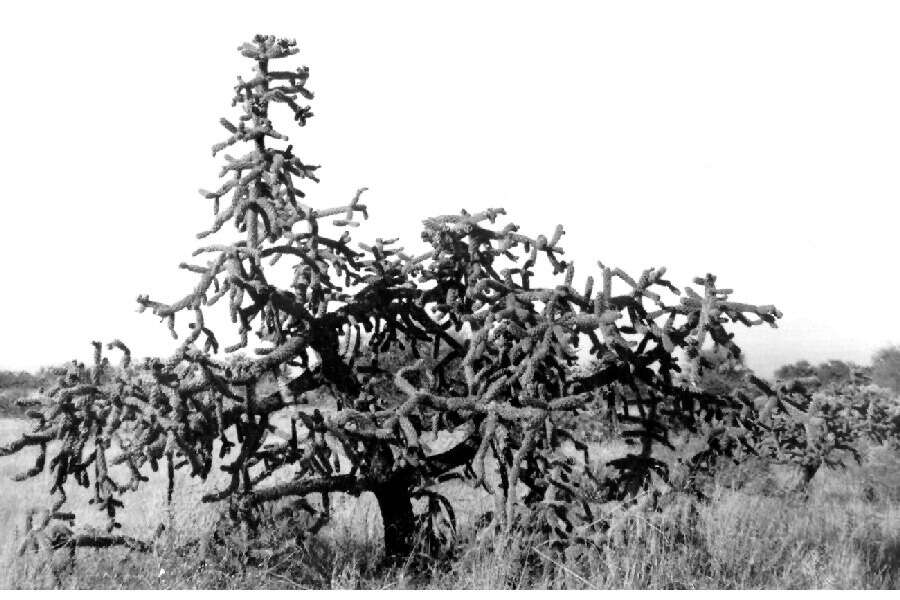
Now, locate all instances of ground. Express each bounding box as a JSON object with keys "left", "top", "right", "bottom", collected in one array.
[{"left": 1, "top": 416, "right": 900, "bottom": 589}]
